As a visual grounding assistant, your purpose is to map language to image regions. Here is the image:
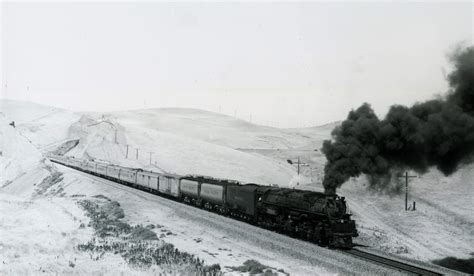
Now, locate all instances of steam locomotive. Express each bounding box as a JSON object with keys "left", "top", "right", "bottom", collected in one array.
[{"left": 49, "top": 155, "right": 358, "bottom": 248}]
